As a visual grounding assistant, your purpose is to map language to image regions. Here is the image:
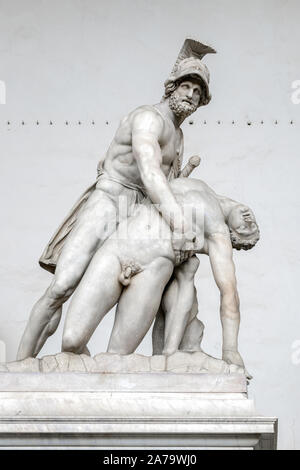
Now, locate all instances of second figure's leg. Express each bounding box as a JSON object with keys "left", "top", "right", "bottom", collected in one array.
[
  {"left": 107, "top": 257, "right": 174, "bottom": 354},
  {"left": 62, "top": 248, "right": 123, "bottom": 353}
]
